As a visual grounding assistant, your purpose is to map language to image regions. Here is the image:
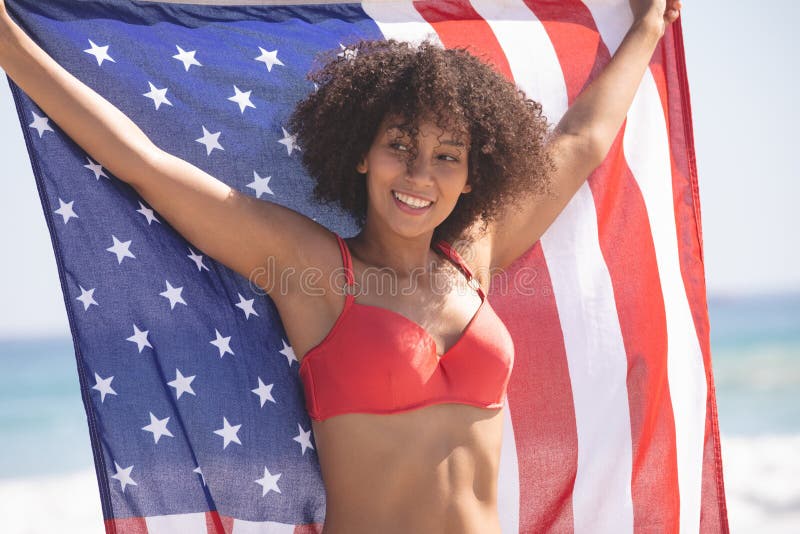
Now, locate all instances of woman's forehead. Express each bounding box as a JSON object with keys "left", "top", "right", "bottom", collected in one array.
[{"left": 379, "top": 113, "right": 469, "bottom": 145}]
